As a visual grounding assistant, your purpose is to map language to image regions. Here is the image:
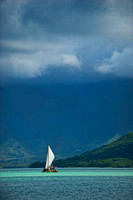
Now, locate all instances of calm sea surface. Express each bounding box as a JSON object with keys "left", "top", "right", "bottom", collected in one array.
[{"left": 0, "top": 168, "right": 133, "bottom": 200}]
